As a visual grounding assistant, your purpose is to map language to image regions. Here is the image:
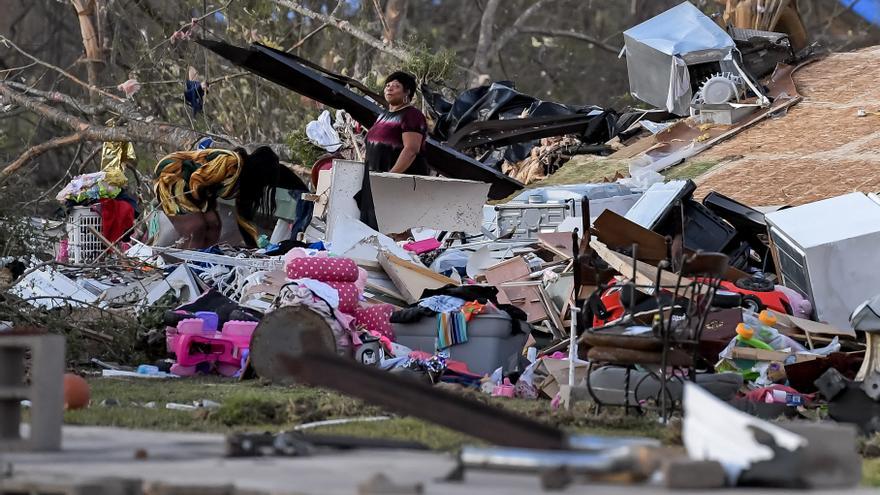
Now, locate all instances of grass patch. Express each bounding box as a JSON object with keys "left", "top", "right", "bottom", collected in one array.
[
  {"left": 66, "top": 377, "right": 668, "bottom": 450},
  {"left": 865, "top": 459, "right": 880, "bottom": 487},
  {"left": 62, "top": 377, "right": 880, "bottom": 484},
  {"left": 530, "top": 156, "right": 629, "bottom": 188},
  {"left": 663, "top": 159, "right": 720, "bottom": 181}
]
